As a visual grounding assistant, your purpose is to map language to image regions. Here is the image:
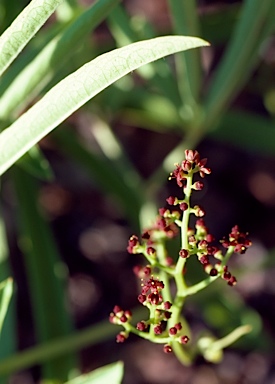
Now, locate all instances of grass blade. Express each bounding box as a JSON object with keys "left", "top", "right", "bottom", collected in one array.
[
  {"left": 168, "top": 0, "right": 202, "bottom": 103},
  {"left": 210, "top": 110, "right": 275, "bottom": 155},
  {"left": 0, "top": 0, "right": 63, "bottom": 76},
  {"left": 12, "top": 167, "right": 76, "bottom": 381},
  {"left": 204, "top": 0, "right": 275, "bottom": 130},
  {"left": 0, "top": 208, "right": 16, "bottom": 384},
  {"left": 0, "top": 35, "right": 209, "bottom": 176},
  {"left": 53, "top": 127, "right": 144, "bottom": 230},
  {"left": 0, "top": 278, "right": 13, "bottom": 336}
]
